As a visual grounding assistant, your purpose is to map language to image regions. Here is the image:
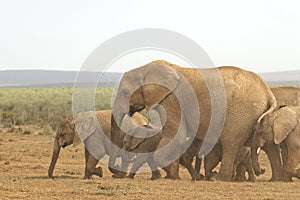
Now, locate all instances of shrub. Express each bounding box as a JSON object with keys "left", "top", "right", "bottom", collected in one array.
[{"left": 0, "top": 87, "right": 113, "bottom": 131}]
